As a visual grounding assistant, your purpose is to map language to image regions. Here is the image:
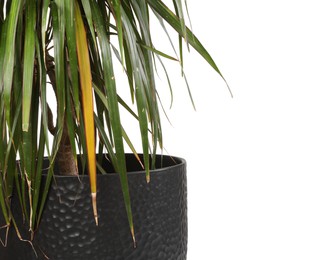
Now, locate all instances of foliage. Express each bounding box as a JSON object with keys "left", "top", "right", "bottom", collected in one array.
[{"left": 0, "top": 0, "right": 226, "bottom": 244}]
